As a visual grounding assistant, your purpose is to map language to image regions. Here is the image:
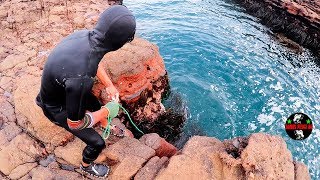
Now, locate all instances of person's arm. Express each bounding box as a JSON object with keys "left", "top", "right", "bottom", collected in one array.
[
  {"left": 65, "top": 77, "right": 109, "bottom": 130},
  {"left": 97, "top": 63, "right": 113, "bottom": 87},
  {"left": 97, "top": 63, "right": 119, "bottom": 102}
]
